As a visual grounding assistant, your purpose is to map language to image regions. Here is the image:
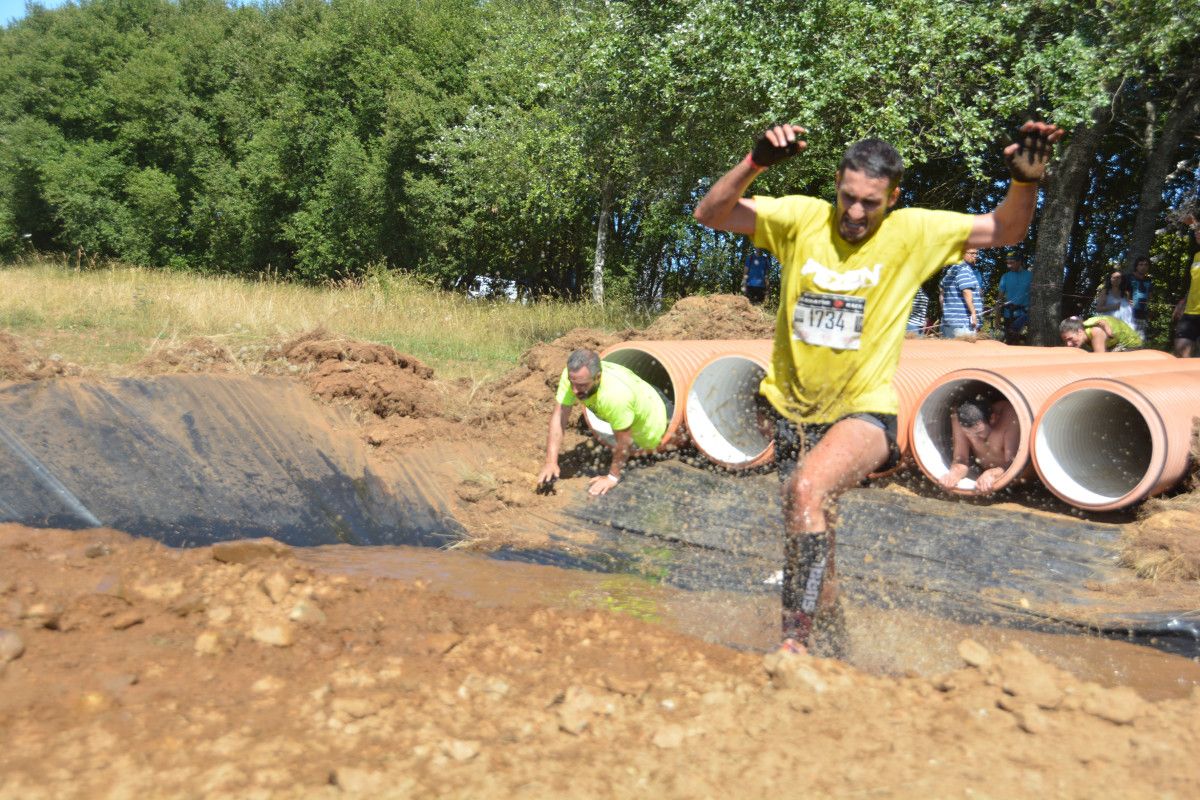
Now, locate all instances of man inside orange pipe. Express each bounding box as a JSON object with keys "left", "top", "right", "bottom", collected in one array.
[
  {"left": 938, "top": 398, "right": 1019, "bottom": 494},
  {"left": 693, "top": 120, "right": 1063, "bottom": 656}
]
